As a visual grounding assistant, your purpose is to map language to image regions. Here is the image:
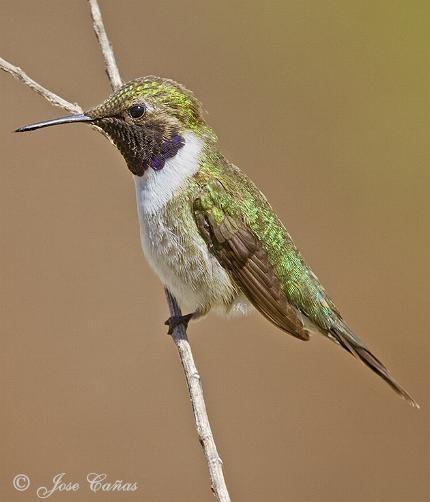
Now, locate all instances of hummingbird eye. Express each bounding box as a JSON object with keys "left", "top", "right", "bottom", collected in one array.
[{"left": 128, "top": 104, "right": 146, "bottom": 119}]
